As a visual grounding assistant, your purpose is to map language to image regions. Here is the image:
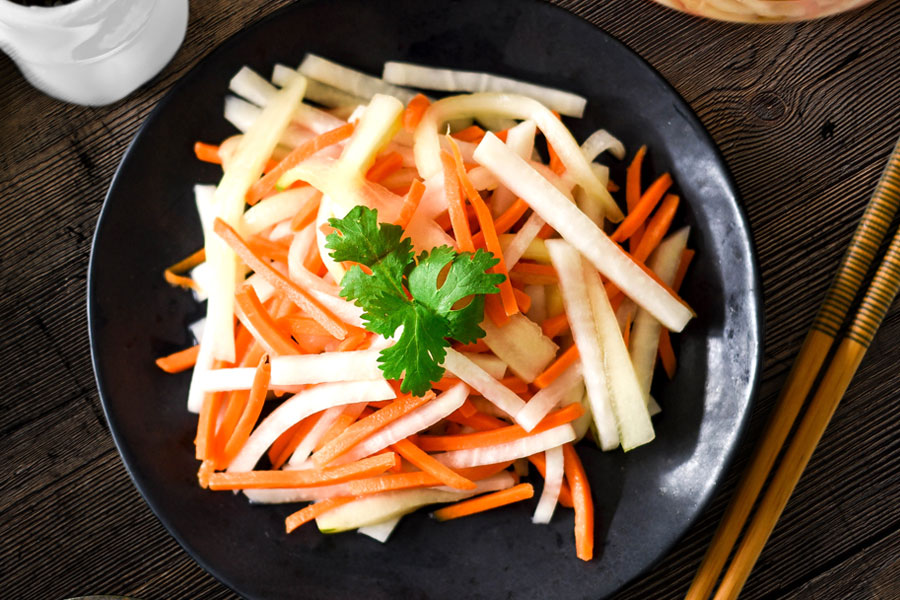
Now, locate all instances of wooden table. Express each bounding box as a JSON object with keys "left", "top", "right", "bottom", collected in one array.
[{"left": 2, "top": 1, "right": 898, "bottom": 598}]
